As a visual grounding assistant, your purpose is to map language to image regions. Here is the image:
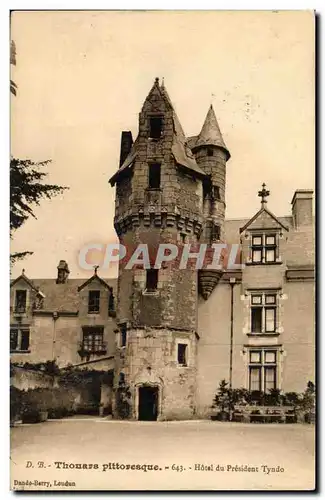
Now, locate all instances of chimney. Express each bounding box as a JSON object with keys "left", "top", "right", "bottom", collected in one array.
[
  {"left": 56, "top": 260, "right": 70, "bottom": 284},
  {"left": 291, "top": 190, "right": 313, "bottom": 228},
  {"left": 119, "top": 131, "right": 133, "bottom": 167}
]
